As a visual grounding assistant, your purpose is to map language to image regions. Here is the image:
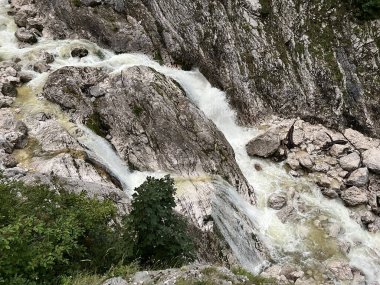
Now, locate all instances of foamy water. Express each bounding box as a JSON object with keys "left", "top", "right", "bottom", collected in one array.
[{"left": 1, "top": 0, "right": 380, "bottom": 282}]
